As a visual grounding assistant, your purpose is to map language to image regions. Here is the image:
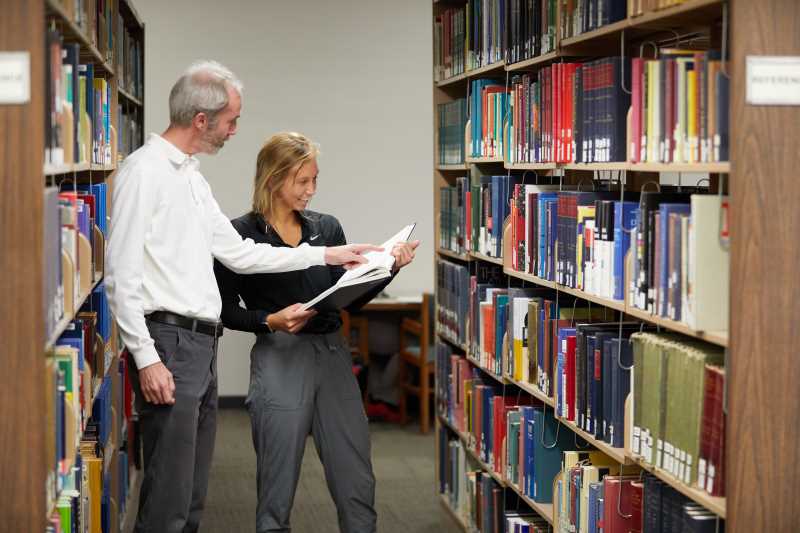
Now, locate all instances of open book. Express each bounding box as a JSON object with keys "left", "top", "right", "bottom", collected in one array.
[{"left": 299, "top": 223, "right": 416, "bottom": 311}]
